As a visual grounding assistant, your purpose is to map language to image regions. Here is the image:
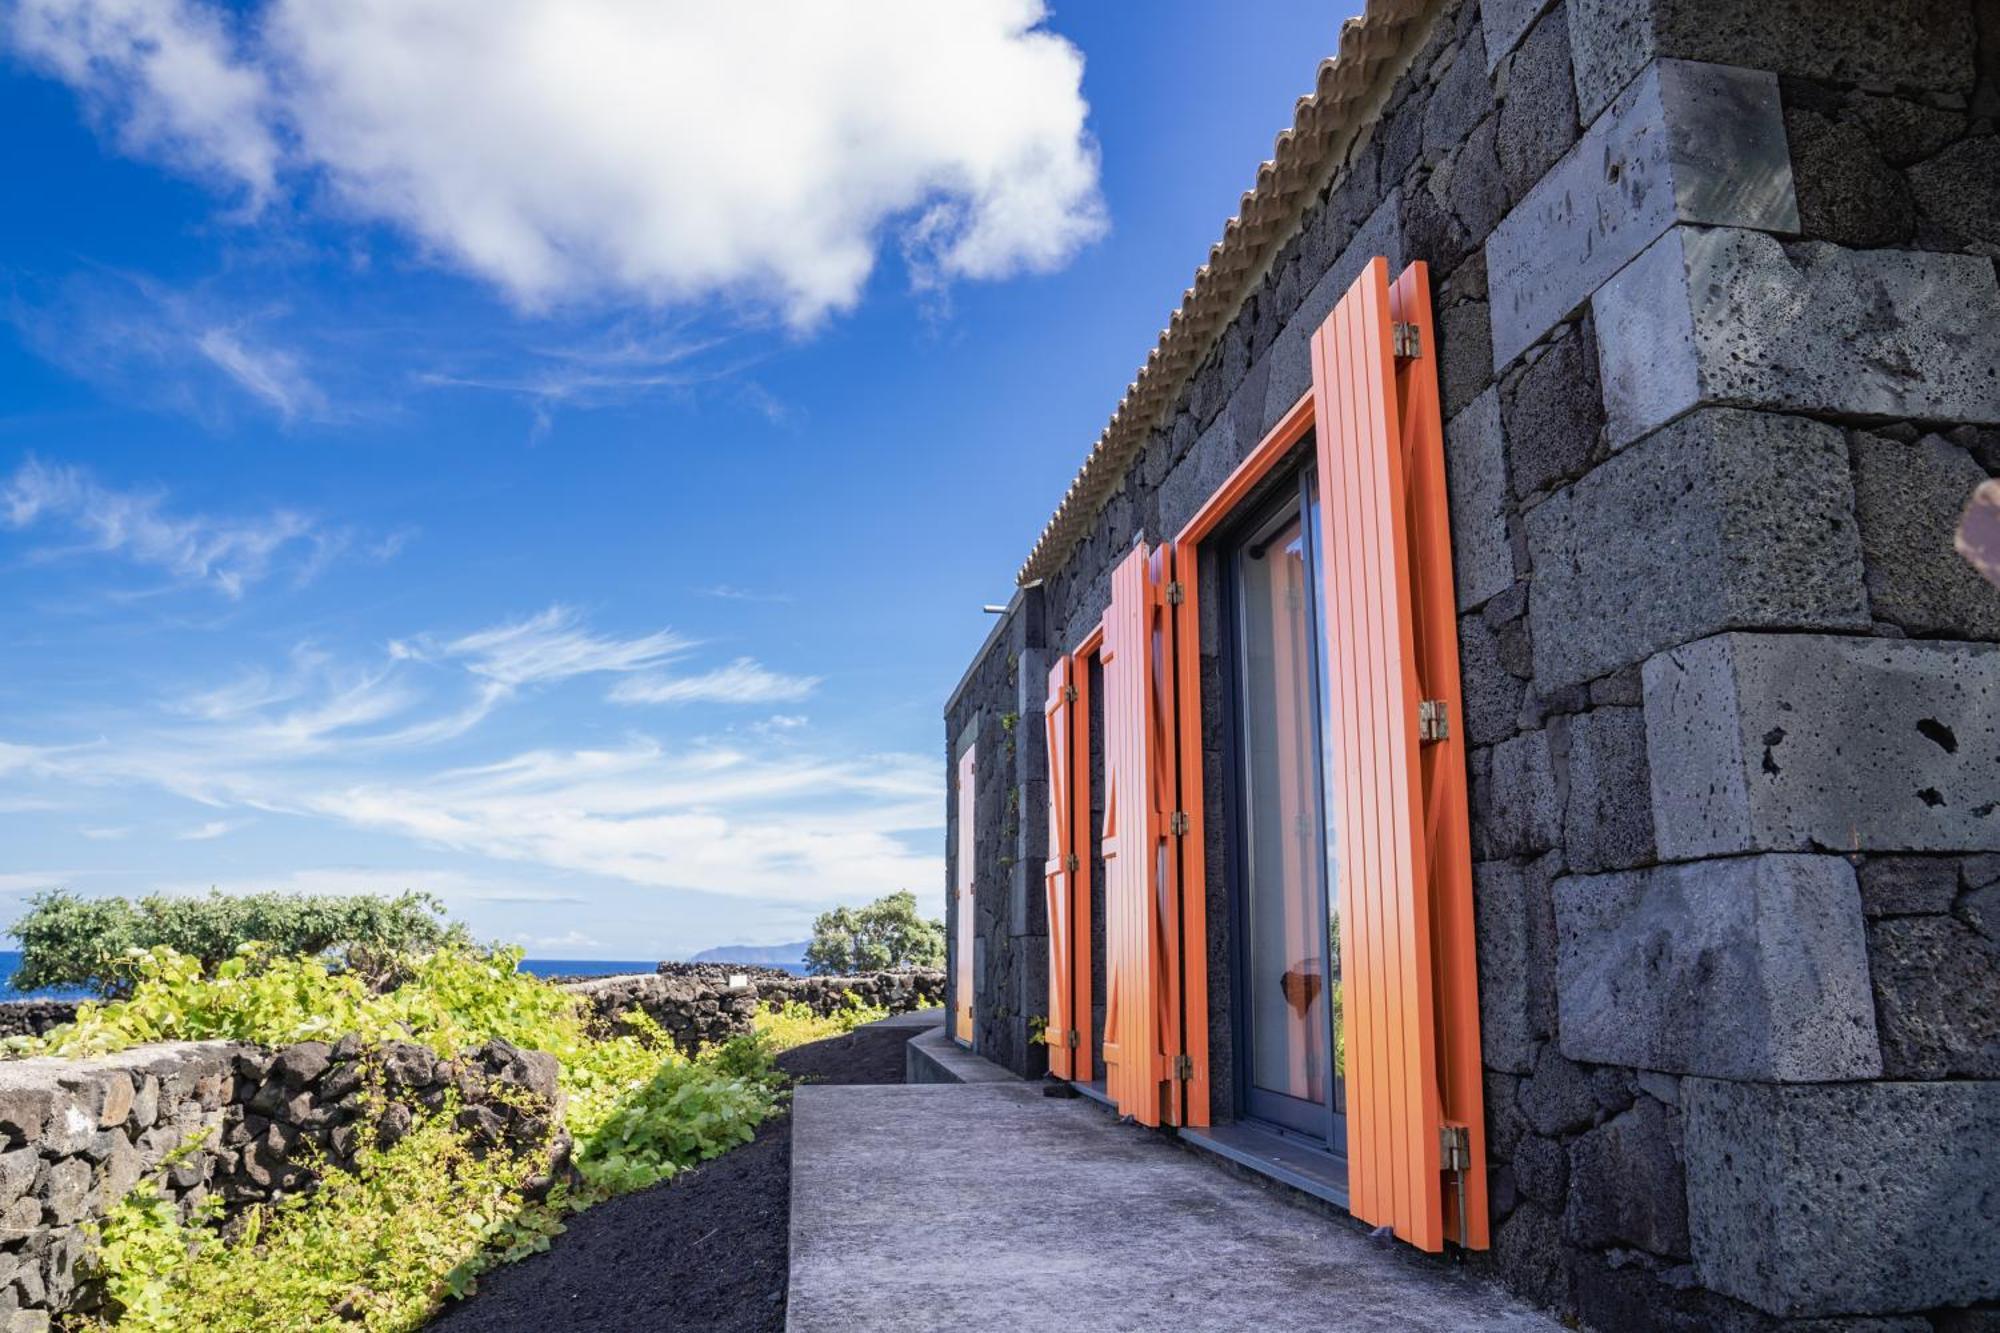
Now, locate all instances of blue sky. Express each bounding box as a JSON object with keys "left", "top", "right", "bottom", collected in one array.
[{"left": 0, "top": 0, "right": 1345, "bottom": 959}]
